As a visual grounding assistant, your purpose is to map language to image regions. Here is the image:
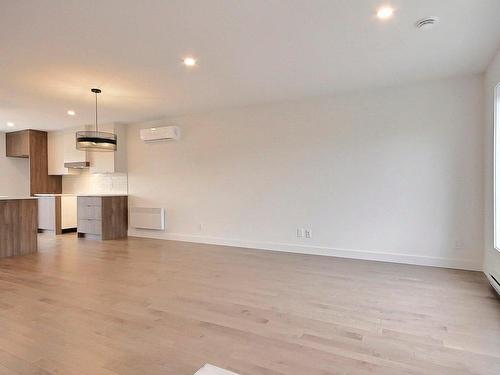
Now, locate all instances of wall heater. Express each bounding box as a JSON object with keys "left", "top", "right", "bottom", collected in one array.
[{"left": 130, "top": 207, "right": 165, "bottom": 230}]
